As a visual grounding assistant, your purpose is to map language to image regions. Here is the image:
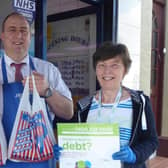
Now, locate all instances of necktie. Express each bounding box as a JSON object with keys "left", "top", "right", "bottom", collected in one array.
[{"left": 11, "top": 63, "right": 25, "bottom": 82}]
